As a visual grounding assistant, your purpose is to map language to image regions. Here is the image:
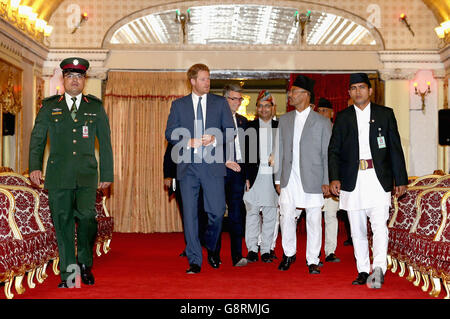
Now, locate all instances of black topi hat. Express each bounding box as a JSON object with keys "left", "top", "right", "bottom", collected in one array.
[{"left": 349, "top": 73, "right": 371, "bottom": 88}]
